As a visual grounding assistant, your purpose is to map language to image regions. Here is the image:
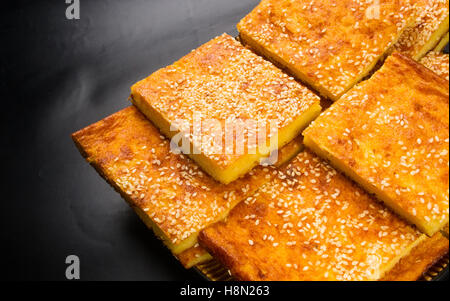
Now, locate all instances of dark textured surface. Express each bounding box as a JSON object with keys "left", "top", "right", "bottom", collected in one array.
[
  {"left": 0, "top": 0, "right": 259, "bottom": 281},
  {"left": 0, "top": 0, "right": 447, "bottom": 281}
]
